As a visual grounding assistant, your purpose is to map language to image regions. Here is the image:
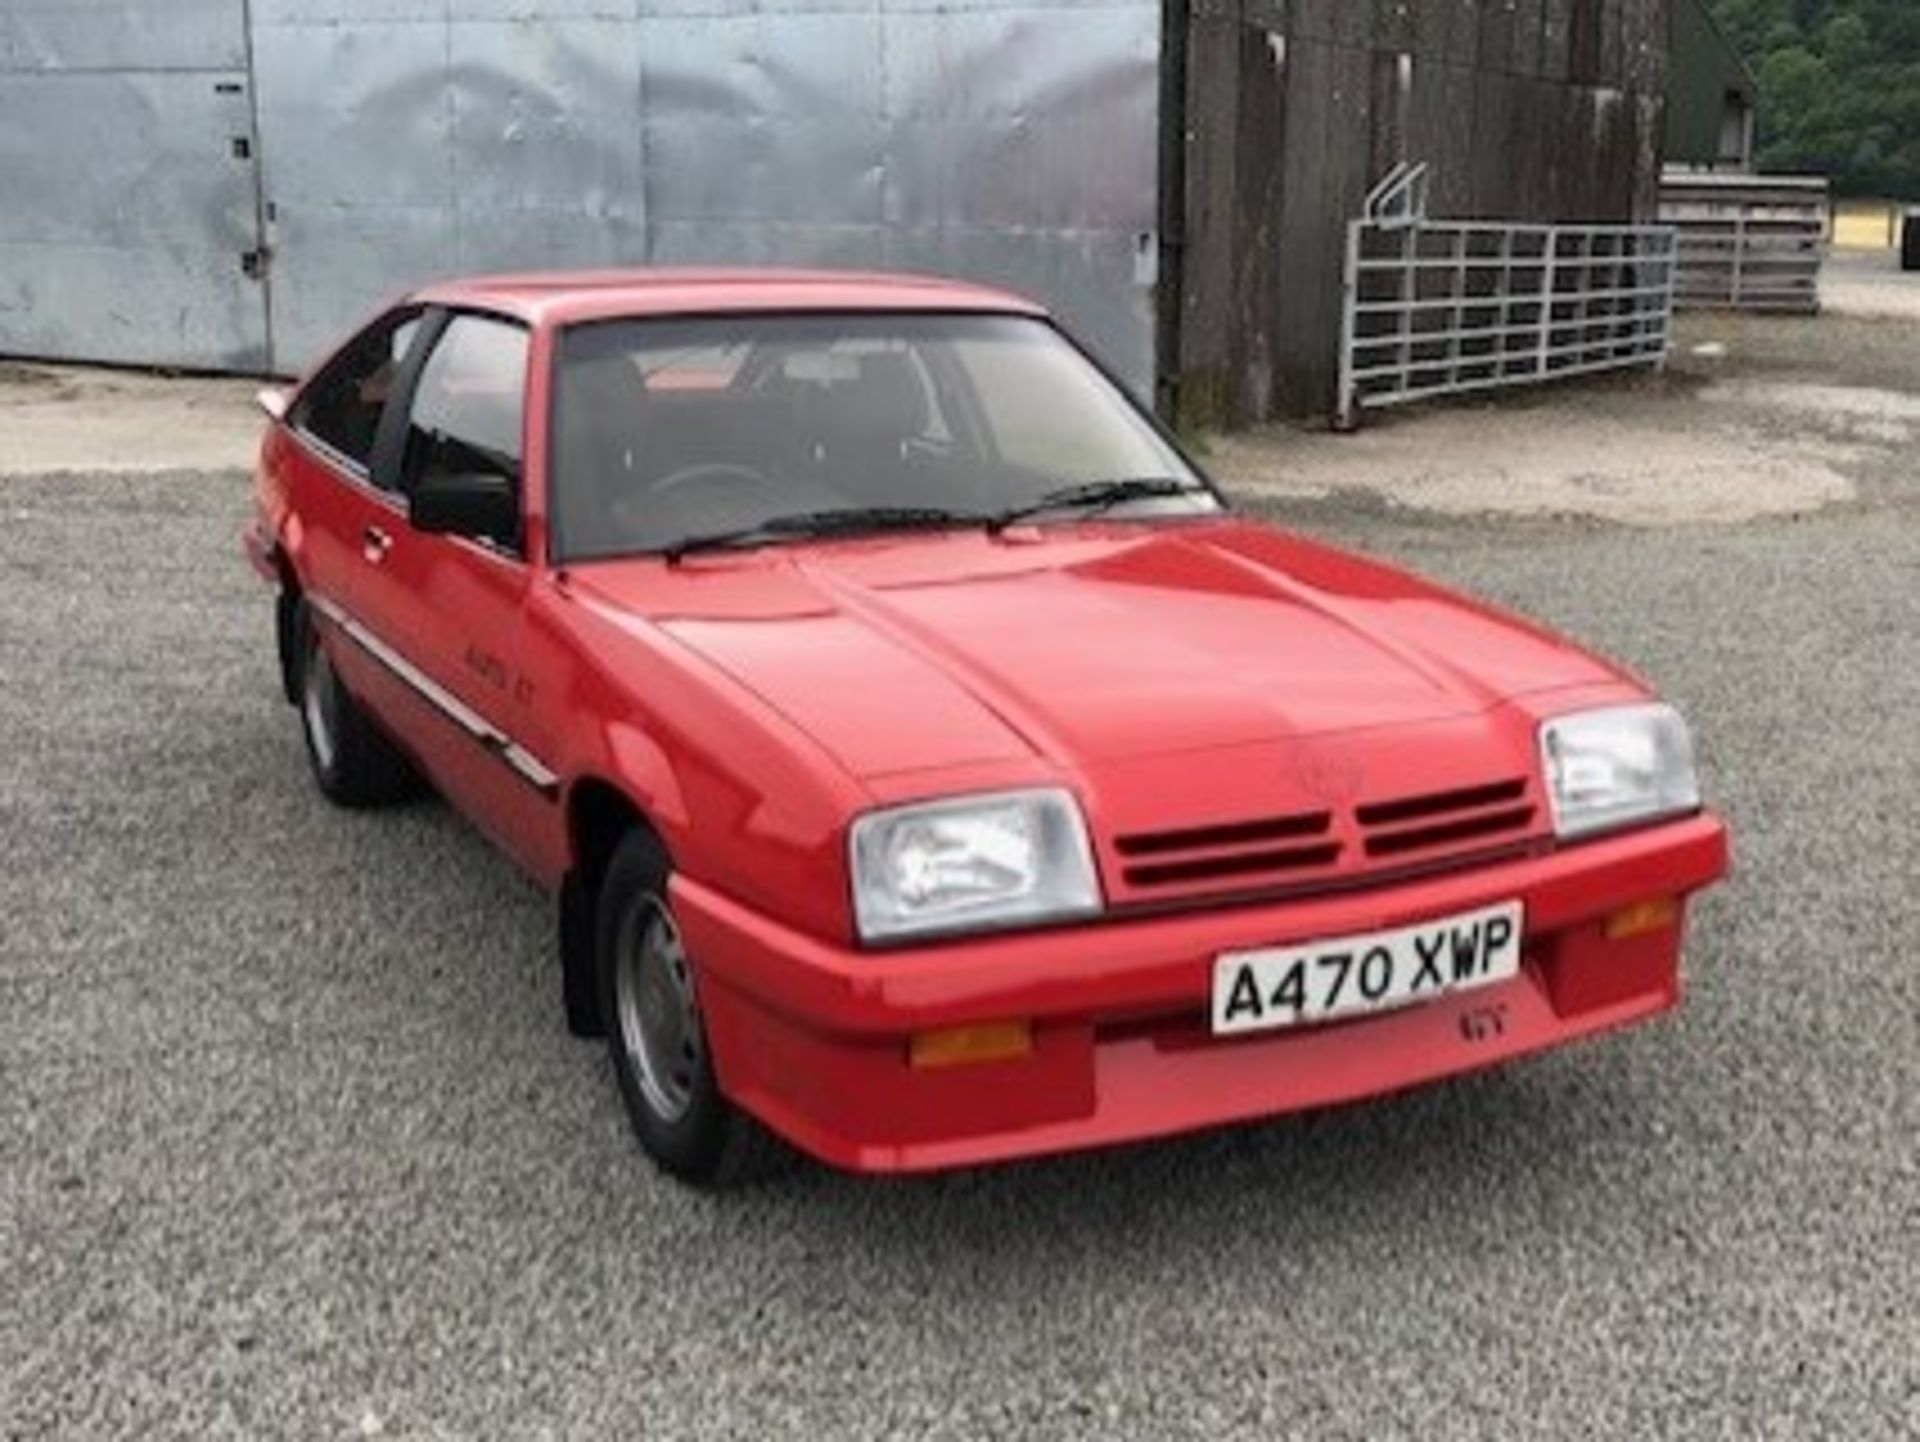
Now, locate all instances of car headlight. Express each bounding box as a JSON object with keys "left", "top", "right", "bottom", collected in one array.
[
  {"left": 1539, "top": 703, "right": 1701, "bottom": 840},
  {"left": 849, "top": 788, "right": 1102, "bottom": 942}
]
